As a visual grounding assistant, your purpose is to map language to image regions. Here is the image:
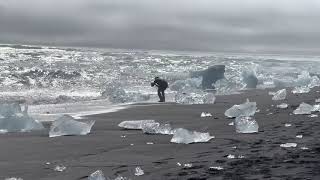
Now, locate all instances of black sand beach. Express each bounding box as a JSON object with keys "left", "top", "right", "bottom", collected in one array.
[{"left": 0, "top": 88, "right": 320, "bottom": 180}]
